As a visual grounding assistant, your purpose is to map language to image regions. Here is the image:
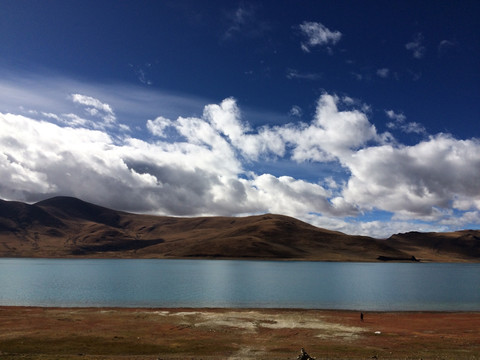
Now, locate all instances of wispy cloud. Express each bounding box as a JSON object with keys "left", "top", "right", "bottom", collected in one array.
[
  {"left": 376, "top": 68, "right": 390, "bottom": 78},
  {"left": 386, "top": 109, "right": 426, "bottom": 135},
  {"left": 222, "top": 3, "right": 269, "bottom": 41},
  {"left": 223, "top": 4, "right": 253, "bottom": 39},
  {"left": 71, "top": 94, "right": 117, "bottom": 126},
  {"left": 405, "top": 33, "right": 426, "bottom": 59},
  {"left": 289, "top": 105, "right": 303, "bottom": 118},
  {"left": 0, "top": 71, "right": 209, "bottom": 133},
  {"left": 129, "top": 63, "right": 153, "bottom": 85},
  {"left": 385, "top": 109, "right": 406, "bottom": 123},
  {"left": 298, "top": 21, "right": 342, "bottom": 53},
  {"left": 286, "top": 68, "right": 322, "bottom": 80},
  {"left": 351, "top": 72, "right": 364, "bottom": 81},
  {"left": 438, "top": 40, "right": 455, "bottom": 56}
]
